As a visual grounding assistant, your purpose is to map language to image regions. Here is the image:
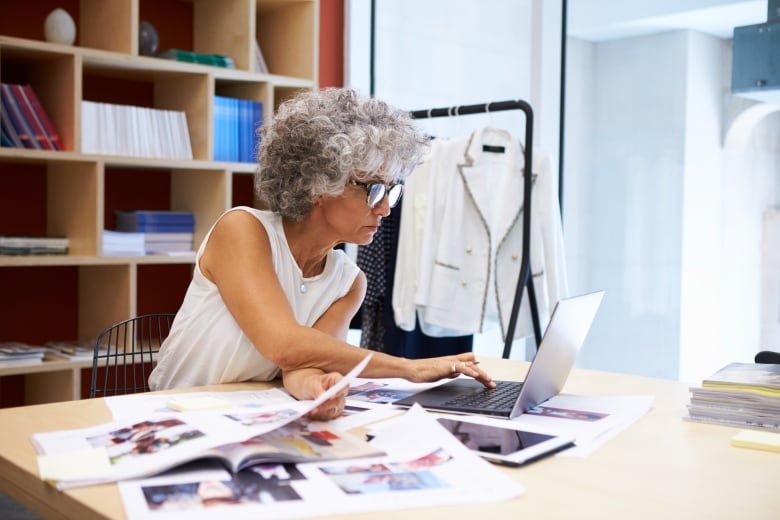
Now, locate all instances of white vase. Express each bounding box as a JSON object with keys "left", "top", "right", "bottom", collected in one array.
[{"left": 44, "top": 8, "right": 77, "bottom": 46}]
